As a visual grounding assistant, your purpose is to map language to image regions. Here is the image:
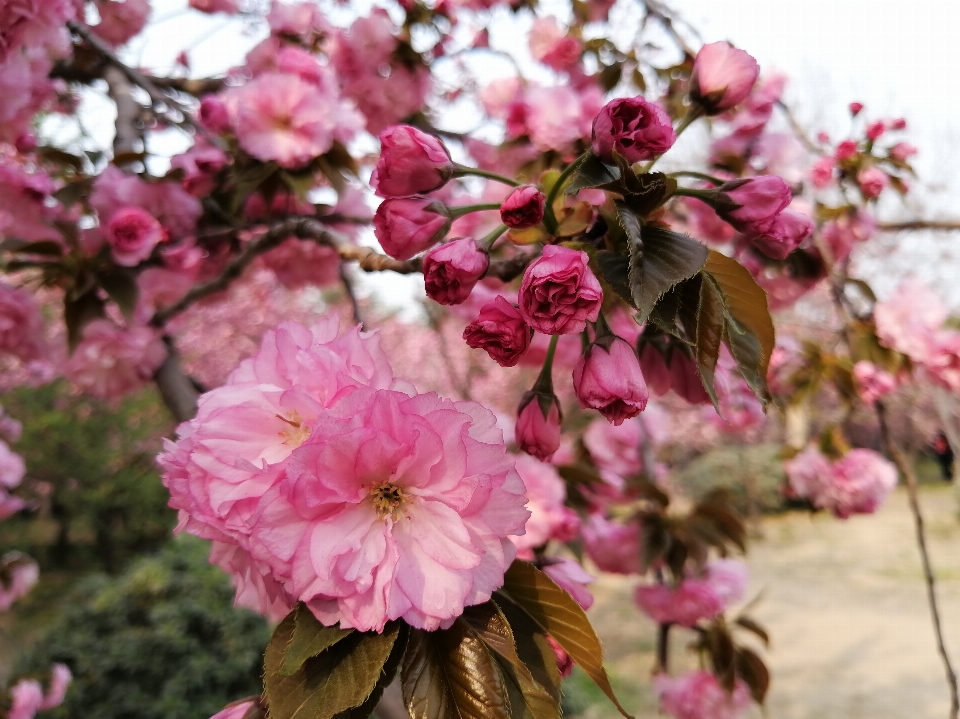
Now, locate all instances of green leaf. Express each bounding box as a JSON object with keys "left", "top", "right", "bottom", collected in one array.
[
  {"left": 97, "top": 270, "right": 139, "bottom": 322},
  {"left": 332, "top": 625, "right": 409, "bottom": 719},
  {"left": 401, "top": 620, "right": 511, "bottom": 719},
  {"left": 462, "top": 603, "right": 560, "bottom": 719},
  {"left": 594, "top": 250, "right": 632, "bottom": 306},
  {"left": 499, "top": 561, "right": 632, "bottom": 718},
  {"left": 622, "top": 211, "right": 708, "bottom": 323},
  {"left": 64, "top": 289, "right": 106, "bottom": 353},
  {"left": 280, "top": 603, "right": 354, "bottom": 677},
  {"left": 494, "top": 599, "right": 561, "bottom": 706},
  {"left": 264, "top": 610, "right": 400, "bottom": 719},
  {"left": 703, "top": 251, "right": 776, "bottom": 403},
  {"left": 566, "top": 153, "right": 619, "bottom": 194}
]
